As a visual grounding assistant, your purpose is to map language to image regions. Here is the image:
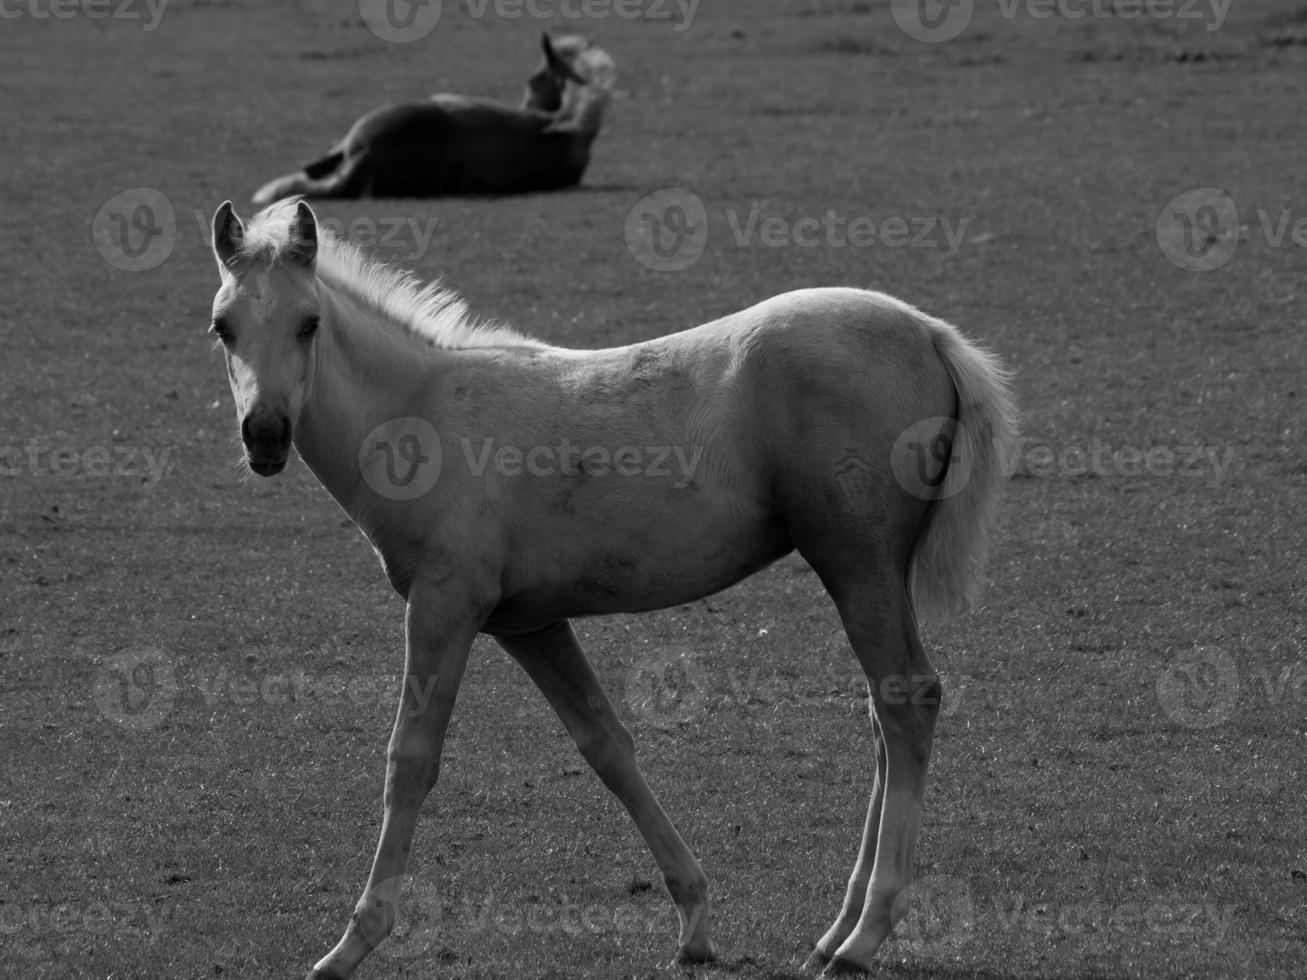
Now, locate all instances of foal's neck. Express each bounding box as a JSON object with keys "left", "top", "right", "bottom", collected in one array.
[{"left": 294, "top": 283, "right": 435, "bottom": 513}]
